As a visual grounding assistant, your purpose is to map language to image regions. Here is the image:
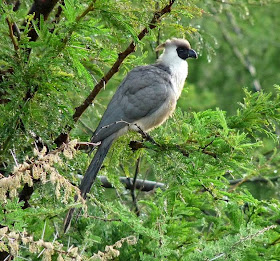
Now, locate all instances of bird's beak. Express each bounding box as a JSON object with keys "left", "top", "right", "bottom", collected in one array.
[{"left": 187, "top": 49, "right": 198, "bottom": 59}]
